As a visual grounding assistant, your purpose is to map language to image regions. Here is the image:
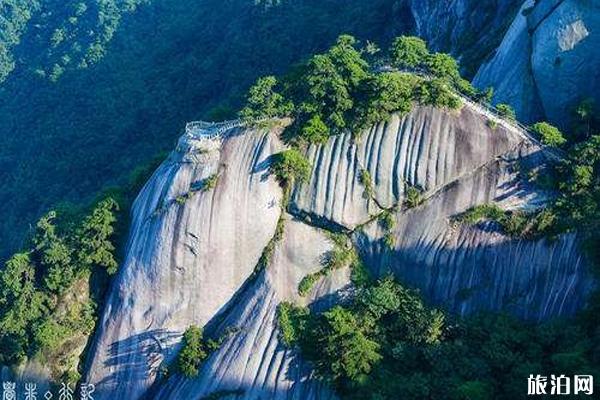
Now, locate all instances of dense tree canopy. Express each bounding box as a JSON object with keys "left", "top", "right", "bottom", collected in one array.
[
  {"left": 0, "top": 197, "right": 119, "bottom": 367},
  {"left": 242, "top": 34, "right": 467, "bottom": 145}
]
